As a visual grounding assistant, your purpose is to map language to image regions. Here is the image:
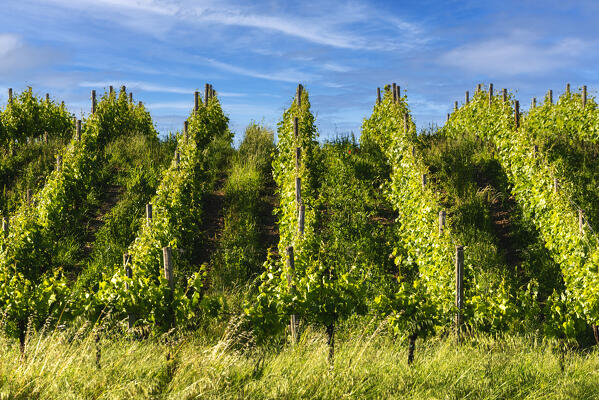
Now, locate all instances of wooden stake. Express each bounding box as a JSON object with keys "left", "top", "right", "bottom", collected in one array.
[
  {"left": 286, "top": 246, "right": 298, "bottom": 343},
  {"left": 194, "top": 91, "right": 199, "bottom": 111},
  {"left": 488, "top": 83, "right": 493, "bottom": 105},
  {"left": 146, "top": 203, "right": 152, "bottom": 225},
  {"left": 477, "top": 83, "right": 481, "bottom": 93},
  {"left": 447, "top": 113, "right": 450, "bottom": 122},
  {"left": 579, "top": 209, "right": 584, "bottom": 234},
  {"left": 532, "top": 97, "right": 536, "bottom": 108},
  {"left": 583, "top": 85, "right": 587, "bottom": 108},
  {"left": 455, "top": 245, "right": 464, "bottom": 344},
  {"left": 566, "top": 83, "right": 570, "bottom": 96},
  {"left": 502, "top": 88, "right": 507, "bottom": 103},
  {"left": 76, "top": 120, "right": 81, "bottom": 141},
  {"left": 293, "top": 117, "right": 299, "bottom": 140},
  {"left": 392, "top": 83, "right": 397, "bottom": 103},
  {"left": 298, "top": 205, "right": 305, "bottom": 235},
  {"left": 465, "top": 91, "right": 469, "bottom": 105},
  {"left": 109, "top": 86, "right": 114, "bottom": 96},
  {"left": 184, "top": 120, "right": 188, "bottom": 140},
  {"left": 439, "top": 210, "right": 446, "bottom": 234},
  {"left": 91, "top": 90, "right": 96, "bottom": 114},
  {"left": 123, "top": 253, "right": 135, "bottom": 329},
  {"left": 554, "top": 178, "right": 559, "bottom": 193},
  {"left": 548, "top": 89, "right": 553, "bottom": 104},
  {"left": 26, "top": 189, "right": 32, "bottom": 206},
  {"left": 515, "top": 100, "right": 520, "bottom": 129},
  {"left": 2, "top": 217, "right": 8, "bottom": 237},
  {"left": 138, "top": 101, "right": 142, "bottom": 108},
  {"left": 129, "top": 92, "right": 133, "bottom": 103},
  {"left": 163, "top": 247, "right": 174, "bottom": 290},
  {"left": 533, "top": 144, "right": 538, "bottom": 157},
  {"left": 397, "top": 85, "right": 401, "bottom": 99},
  {"left": 295, "top": 147, "right": 301, "bottom": 171},
  {"left": 120, "top": 85, "right": 126, "bottom": 94},
  {"left": 204, "top": 83, "right": 209, "bottom": 106},
  {"left": 45, "top": 93, "right": 50, "bottom": 103},
  {"left": 376, "top": 87, "right": 381, "bottom": 104},
  {"left": 295, "top": 177, "right": 302, "bottom": 206},
  {"left": 296, "top": 84, "right": 303, "bottom": 108},
  {"left": 56, "top": 155, "right": 62, "bottom": 172},
  {"left": 422, "top": 174, "right": 427, "bottom": 188},
  {"left": 8, "top": 88, "right": 12, "bottom": 104},
  {"left": 454, "top": 101, "right": 458, "bottom": 111},
  {"left": 175, "top": 150, "right": 180, "bottom": 167}
]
